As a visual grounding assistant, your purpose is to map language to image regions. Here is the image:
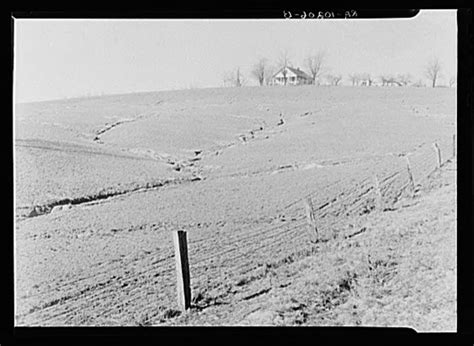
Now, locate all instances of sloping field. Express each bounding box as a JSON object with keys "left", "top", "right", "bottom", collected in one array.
[
  {"left": 14, "top": 86, "right": 456, "bottom": 326},
  {"left": 15, "top": 139, "right": 180, "bottom": 217},
  {"left": 173, "top": 159, "right": 456, "bottom": 330}
]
